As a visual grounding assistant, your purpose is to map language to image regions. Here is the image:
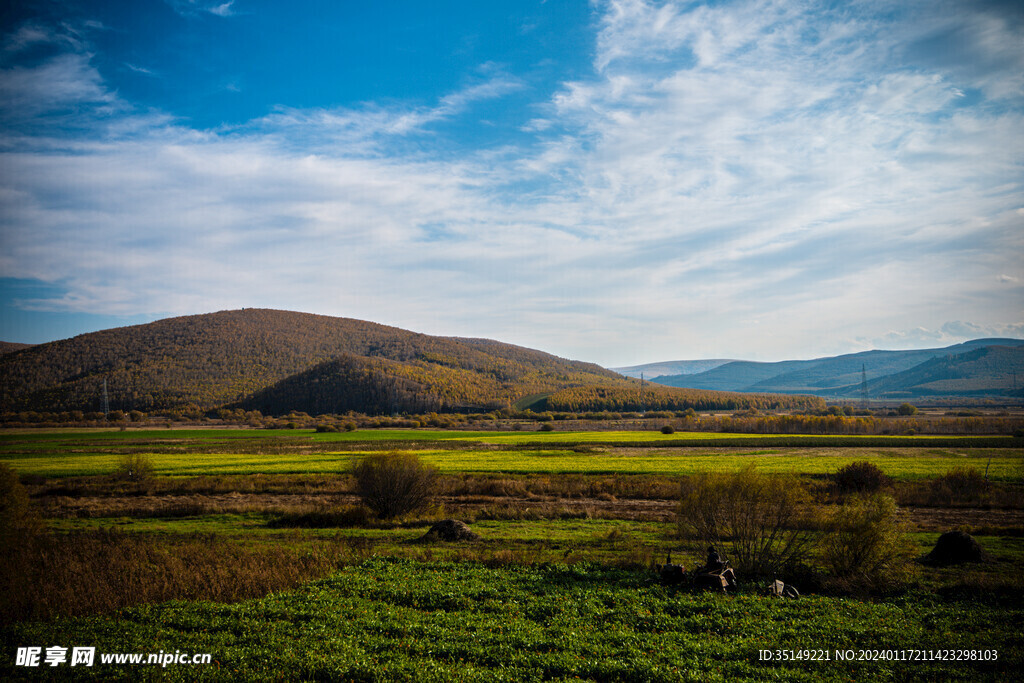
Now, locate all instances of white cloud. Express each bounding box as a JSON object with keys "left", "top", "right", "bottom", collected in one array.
[{"left": 0, "top": 1, "right": 1022, "bottom": 365}]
